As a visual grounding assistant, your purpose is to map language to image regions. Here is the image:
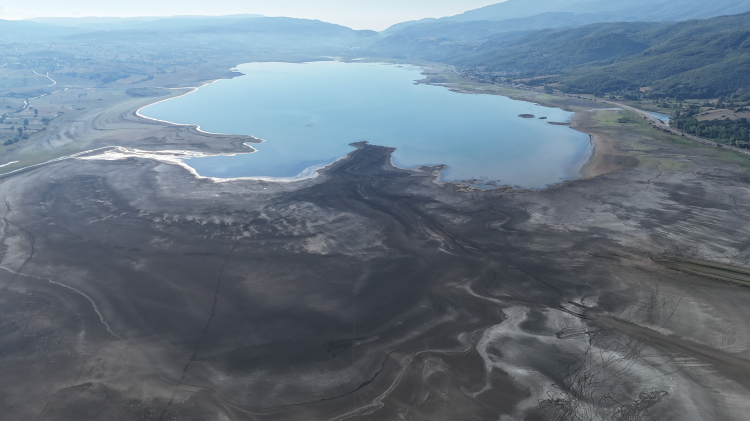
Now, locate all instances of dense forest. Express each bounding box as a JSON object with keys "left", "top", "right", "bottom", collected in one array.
[{"left": 671, "top": 116, "right": 750, "bottom": 149}]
